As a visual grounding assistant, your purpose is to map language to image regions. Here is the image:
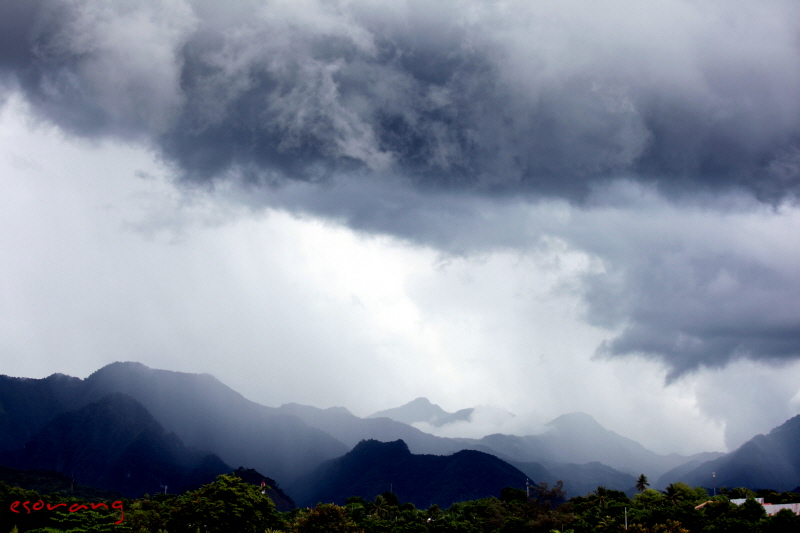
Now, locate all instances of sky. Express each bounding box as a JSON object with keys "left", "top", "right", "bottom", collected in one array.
[{"left": 2, "top": 0, "right": 800, "bottom": 456}]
